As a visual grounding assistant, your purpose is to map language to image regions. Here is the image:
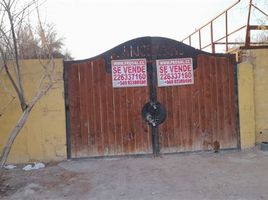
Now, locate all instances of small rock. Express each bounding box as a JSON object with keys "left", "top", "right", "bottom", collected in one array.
[
  {"left": 4, "top": 165, "right": 16, "bottom": 170},
  {"left": 23, "top": 162, "right": 45, "bottom": 171}
]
